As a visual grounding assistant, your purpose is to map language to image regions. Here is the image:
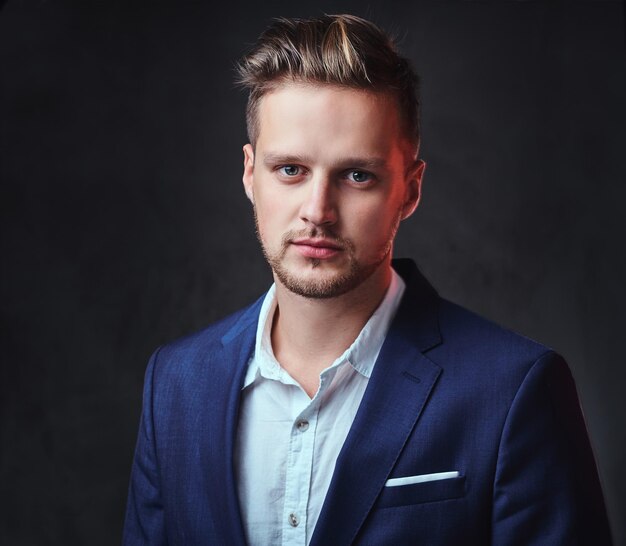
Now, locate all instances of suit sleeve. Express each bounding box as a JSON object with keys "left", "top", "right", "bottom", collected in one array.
[
  {"left": 122, "top": 349, "right": 167, "bottom": 545},
  {"left": 491, "top": 350, "right": 612, "bottom": 545}
]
